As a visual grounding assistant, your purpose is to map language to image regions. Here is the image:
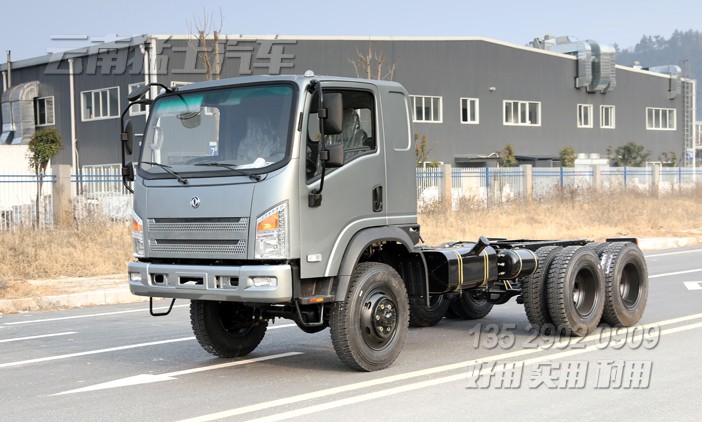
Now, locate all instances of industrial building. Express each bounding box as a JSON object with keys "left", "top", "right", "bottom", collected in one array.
[{"left": 0, "top": 34, "right": 697, "bottom": 173}]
